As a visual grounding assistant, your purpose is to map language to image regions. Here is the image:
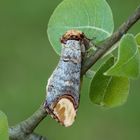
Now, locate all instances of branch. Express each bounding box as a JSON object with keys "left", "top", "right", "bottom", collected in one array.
[
  {"left": 81, "top": 5, "right": 140, "bottom": 75},
  {"left": 9, "top": 5, "right": 140, "bottom": 140},
  {"left": 9, "top": 105, "right": 48, "bottom": 140}
]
